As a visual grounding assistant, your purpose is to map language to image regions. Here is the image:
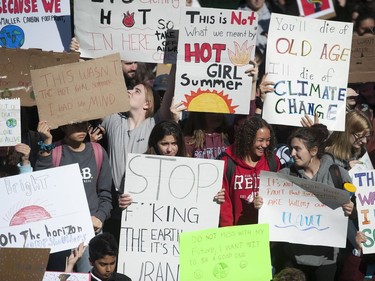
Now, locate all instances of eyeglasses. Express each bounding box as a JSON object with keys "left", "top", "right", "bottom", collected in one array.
[{"left": 353, "top": 133, "right": 372, "bottom": 143}]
